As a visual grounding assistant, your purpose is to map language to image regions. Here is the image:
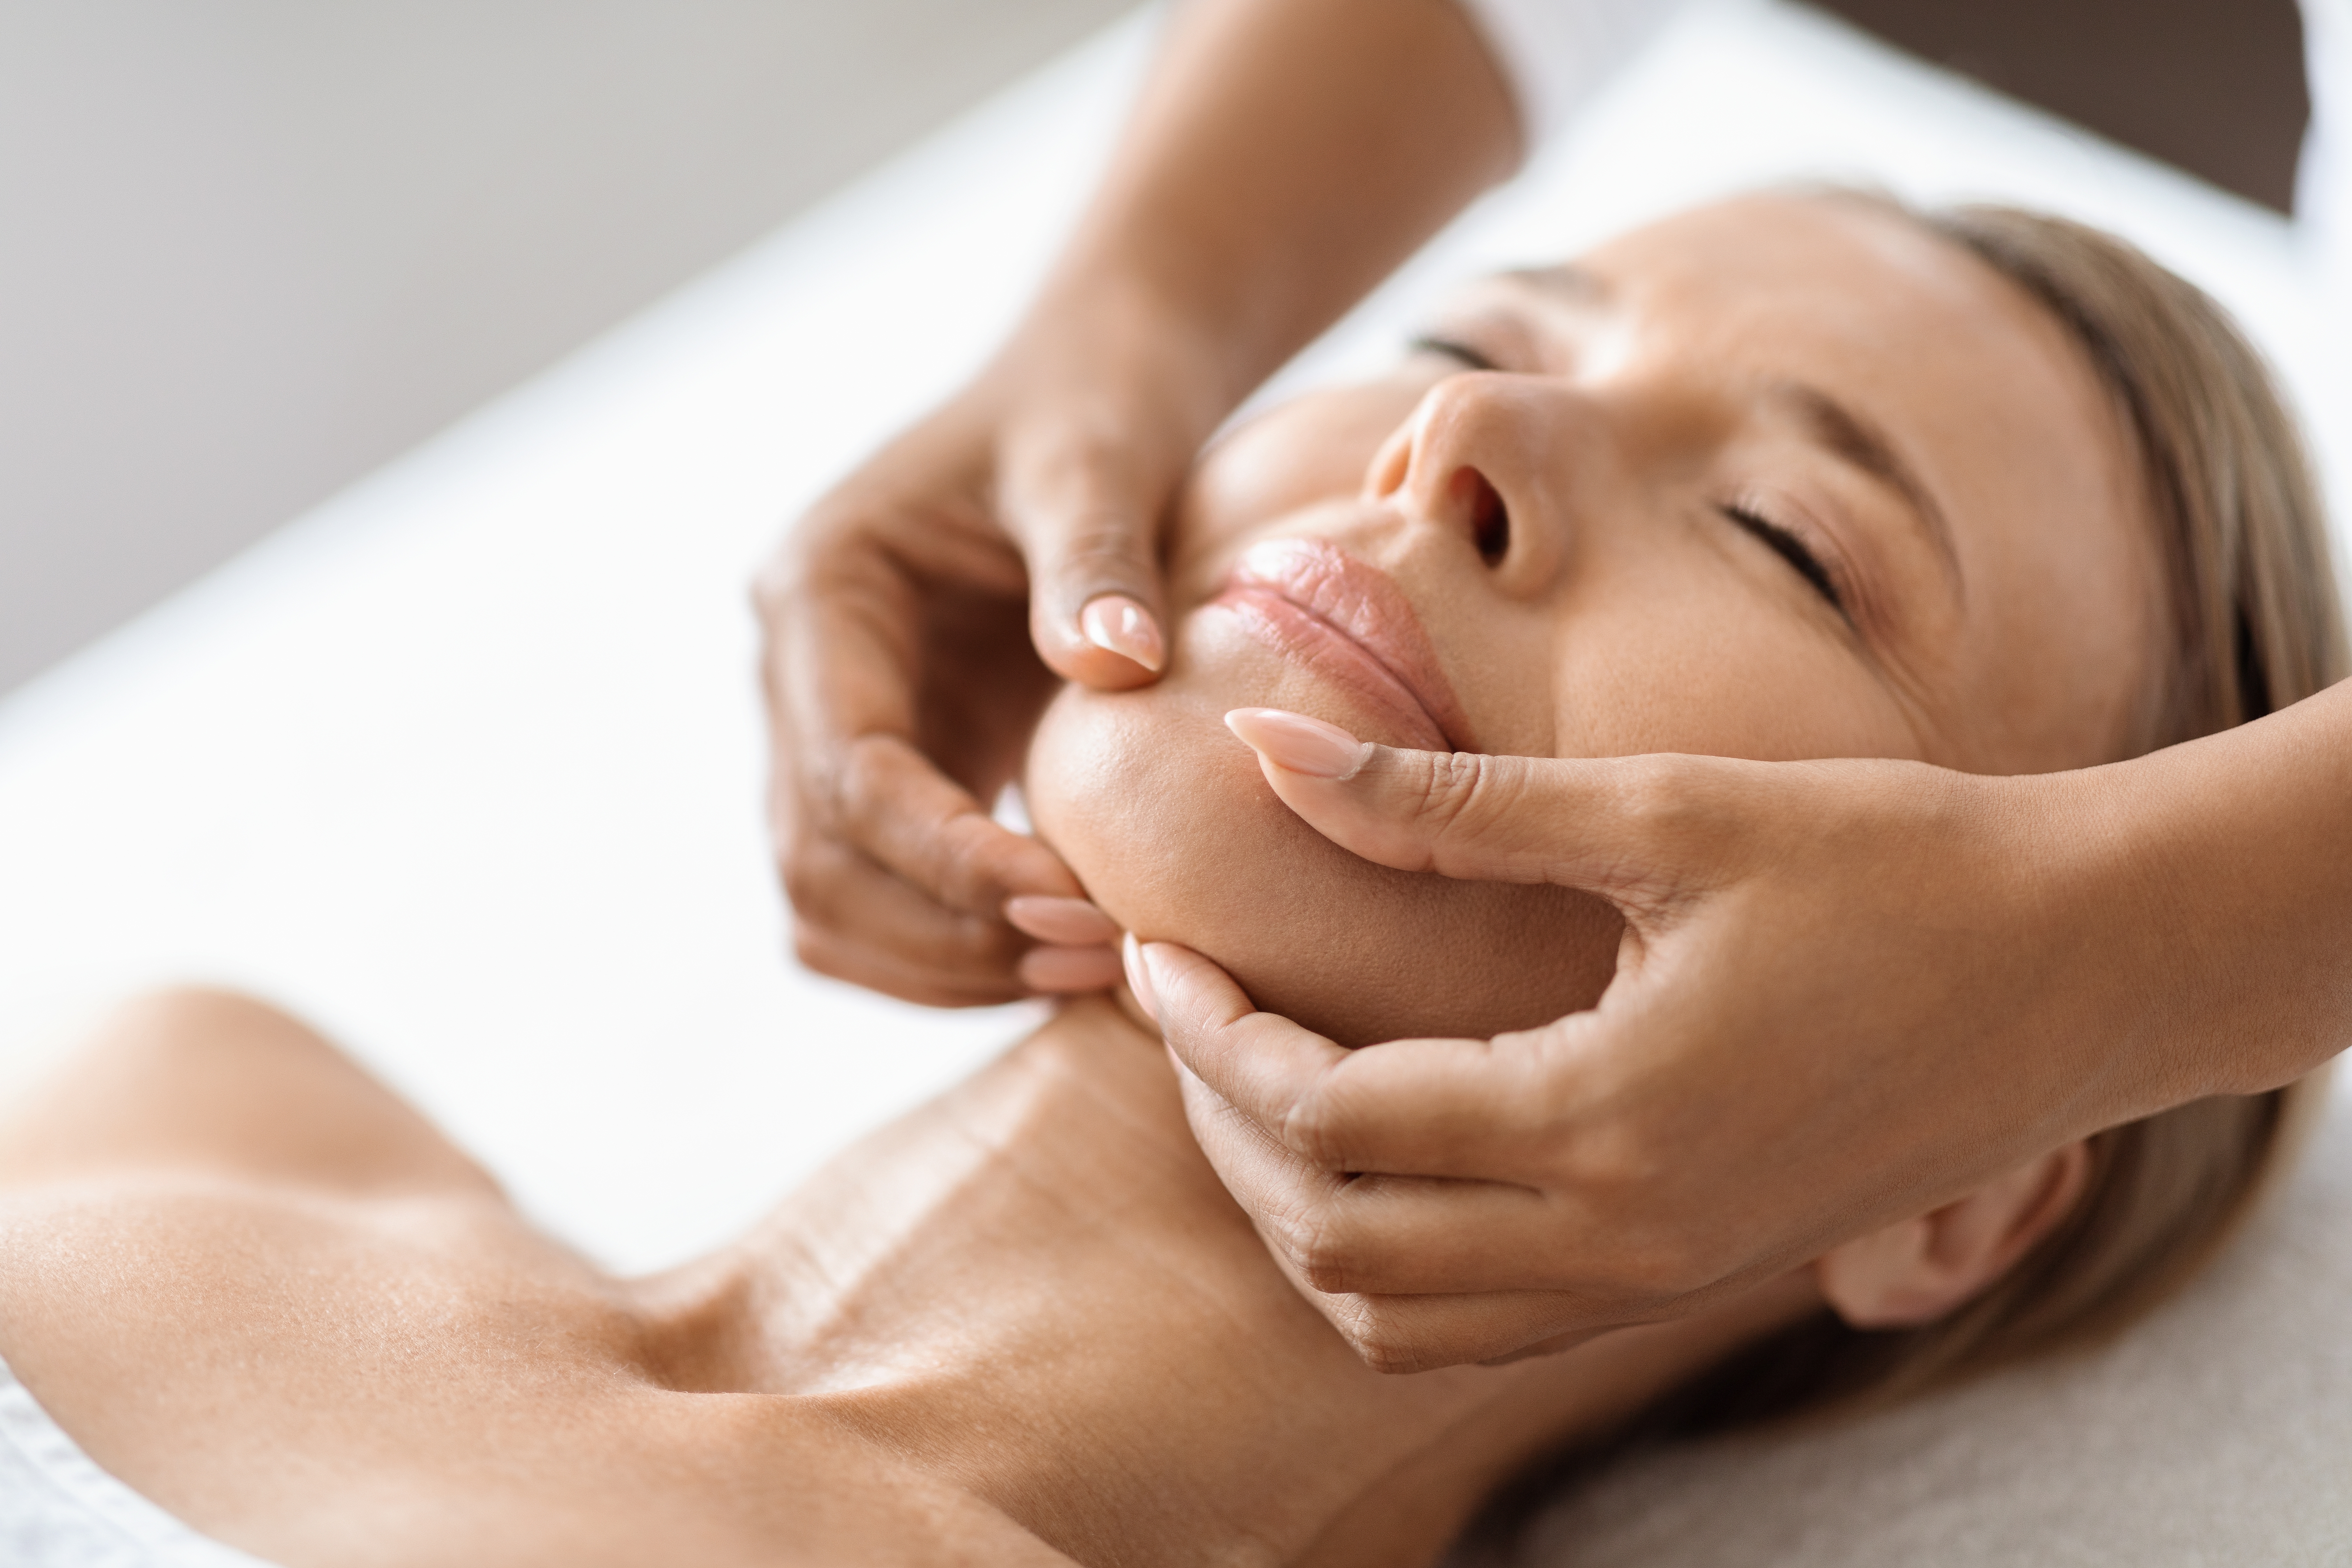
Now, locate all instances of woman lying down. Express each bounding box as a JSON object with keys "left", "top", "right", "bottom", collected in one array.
[{"left": 3, "top": 192, "right": 2344, "bottom": 1568}]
